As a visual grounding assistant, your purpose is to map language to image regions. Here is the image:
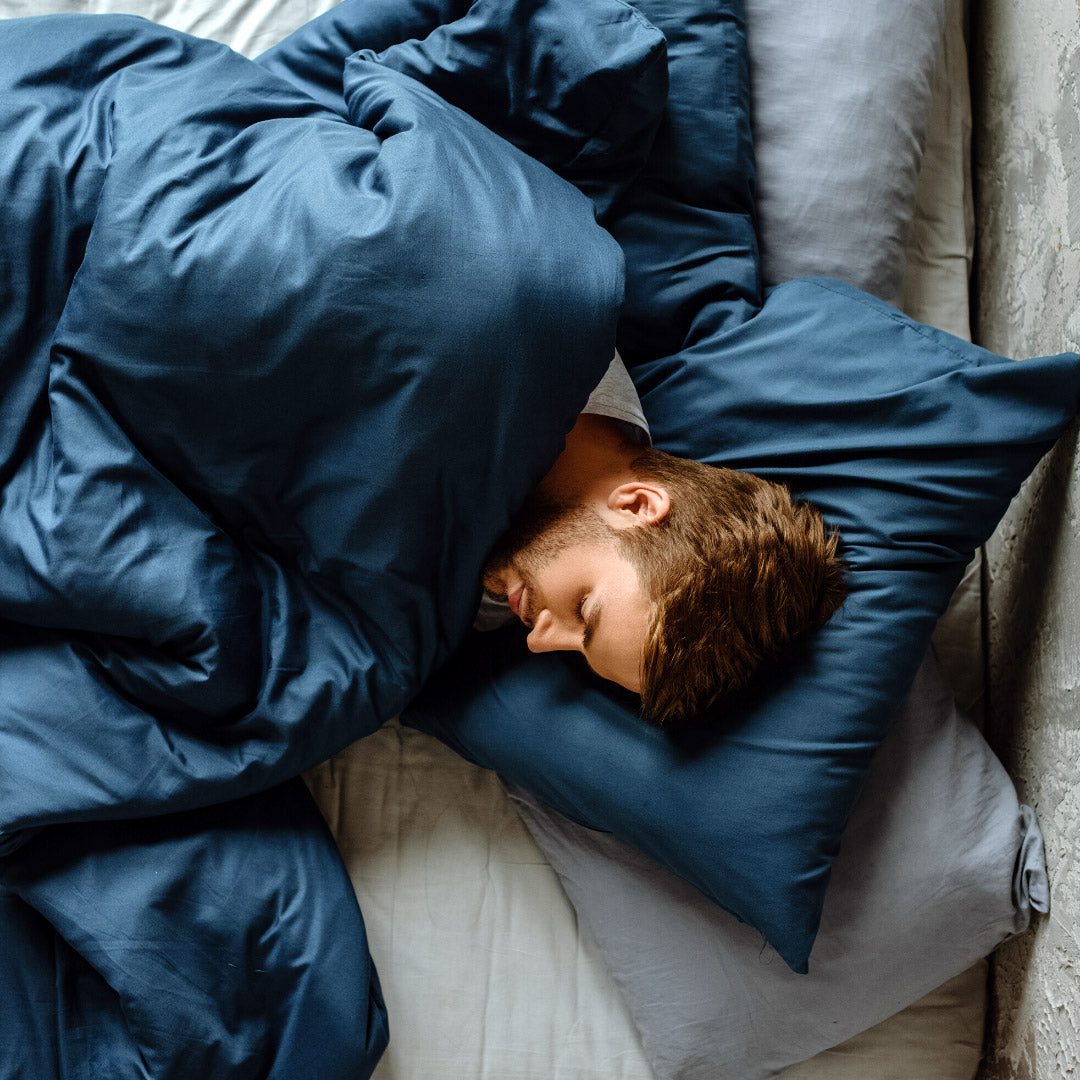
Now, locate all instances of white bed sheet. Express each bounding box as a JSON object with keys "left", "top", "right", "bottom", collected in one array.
[{"left": 307, "top": 722, "right": 656, "bottom": 1079}]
